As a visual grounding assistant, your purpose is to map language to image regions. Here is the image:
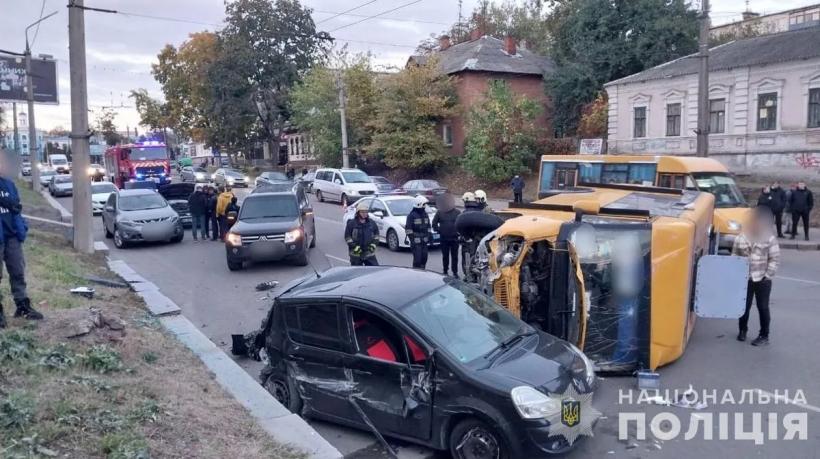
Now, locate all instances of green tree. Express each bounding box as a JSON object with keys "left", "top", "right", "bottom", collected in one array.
[
  {"left": 130, "top": 89, "right": 170, "bottom": 132},
  {"left": 547, "top": 0, "right": 698, "bottom": 135},
  {"left": 94, "top": 108, "right": 122, "bottom": 146},
  {"left": 291, "top": 51, "right": 378, "bottom": 167},
  {"left": 462, "top": 80, "right": 542, "bottom": 182},
  {"left": 367, "top": 57, "right": 457, "bottom": 171},
  {"left": 577, "top": 92, "right": 608, "bottom": 138}
]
